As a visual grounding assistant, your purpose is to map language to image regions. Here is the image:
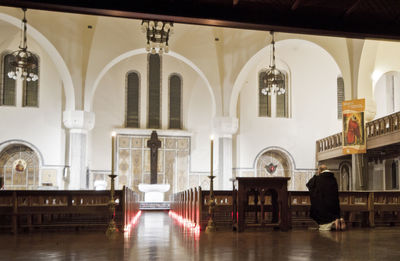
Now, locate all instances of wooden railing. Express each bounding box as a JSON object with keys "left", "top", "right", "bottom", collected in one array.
[
  {"left": 0, "top": 186, "right": 139, "bottom": 234},
  {"left": 366, "top": 111, "right": 400, "bottom": 138},
  {"left": 316, "top": 132, "right": 342, "bottom": 153},
  {"left": 172, "top": 189, "right": 400, "bottom": 230},
  {"left": 317, "top": 111, "right": 400, "bottom": 155}
]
